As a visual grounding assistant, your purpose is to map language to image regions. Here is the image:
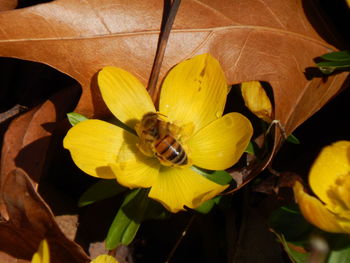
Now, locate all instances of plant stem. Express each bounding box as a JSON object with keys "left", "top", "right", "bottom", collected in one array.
[{"left": 148, "top": 0, "right": 181, "bottom": 105}]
